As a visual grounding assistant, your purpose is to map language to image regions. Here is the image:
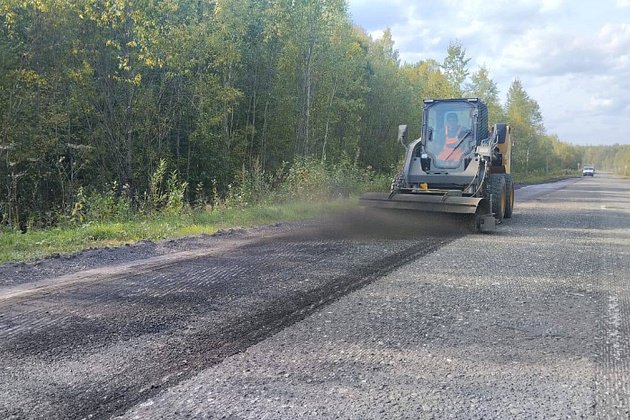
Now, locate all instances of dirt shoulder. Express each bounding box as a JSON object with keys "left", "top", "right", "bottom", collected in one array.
[{"left": 0, "top": 224, "right": 288, "bottom": 289}]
